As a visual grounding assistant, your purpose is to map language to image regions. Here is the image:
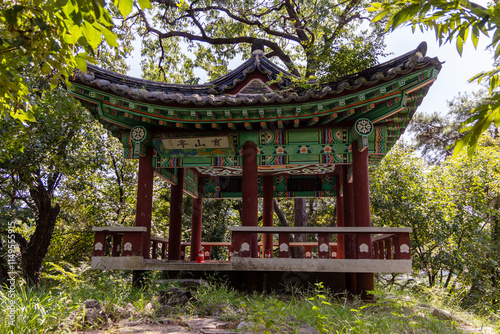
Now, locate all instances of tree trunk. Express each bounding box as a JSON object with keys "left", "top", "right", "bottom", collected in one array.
[
  {"left": 0, "top": 240, "right": 9, "bottom": 286},
  {"left": 273, "top": 199, "right": 289, "bottom": 227},
  {"left": 293, "top": 198, "right": 307, "bottom": 258},
  {"left": 21, "top": 183, "right": 61, "bottom": 286}
]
